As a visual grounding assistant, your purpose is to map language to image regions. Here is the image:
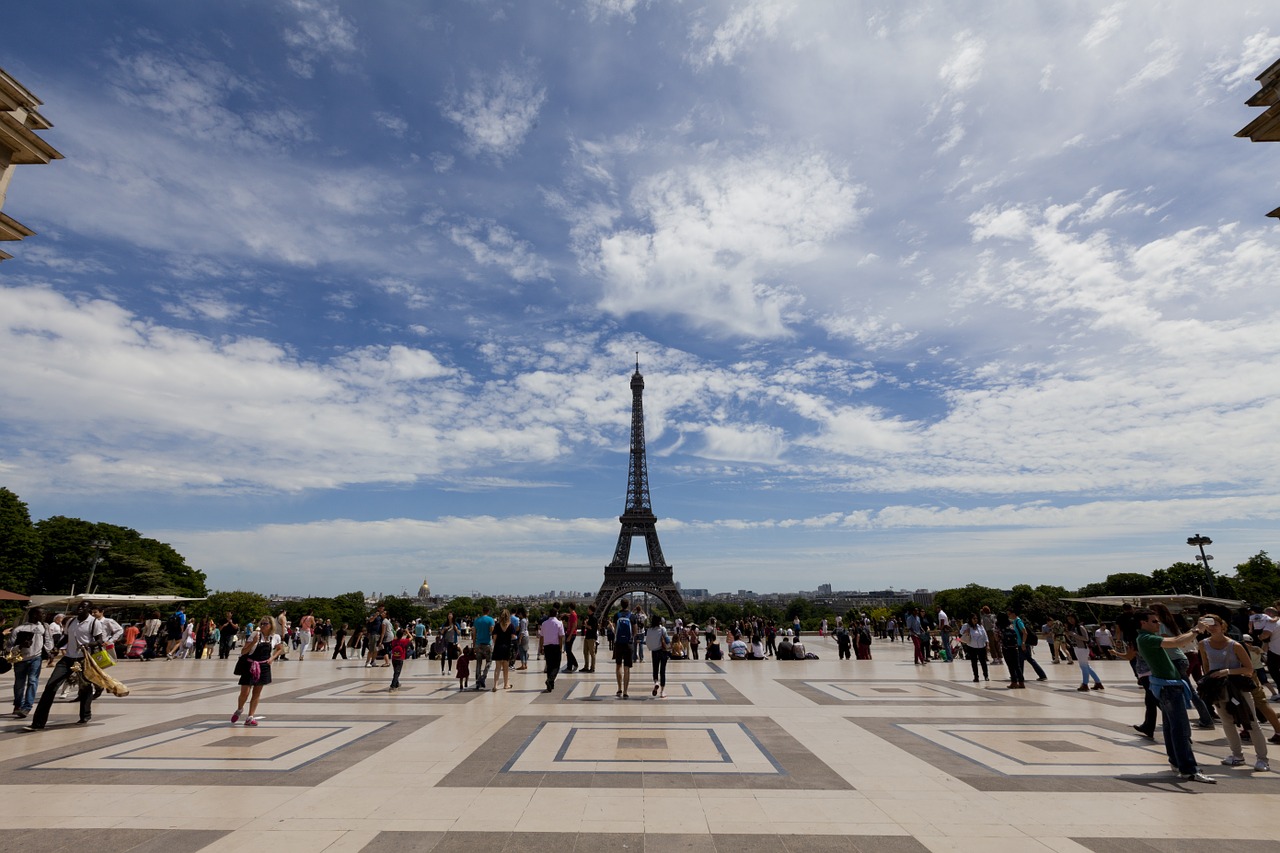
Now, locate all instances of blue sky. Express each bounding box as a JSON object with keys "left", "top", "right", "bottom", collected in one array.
[{"left": 3, "top": 1, "right": 1279, "bottom": 597}]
